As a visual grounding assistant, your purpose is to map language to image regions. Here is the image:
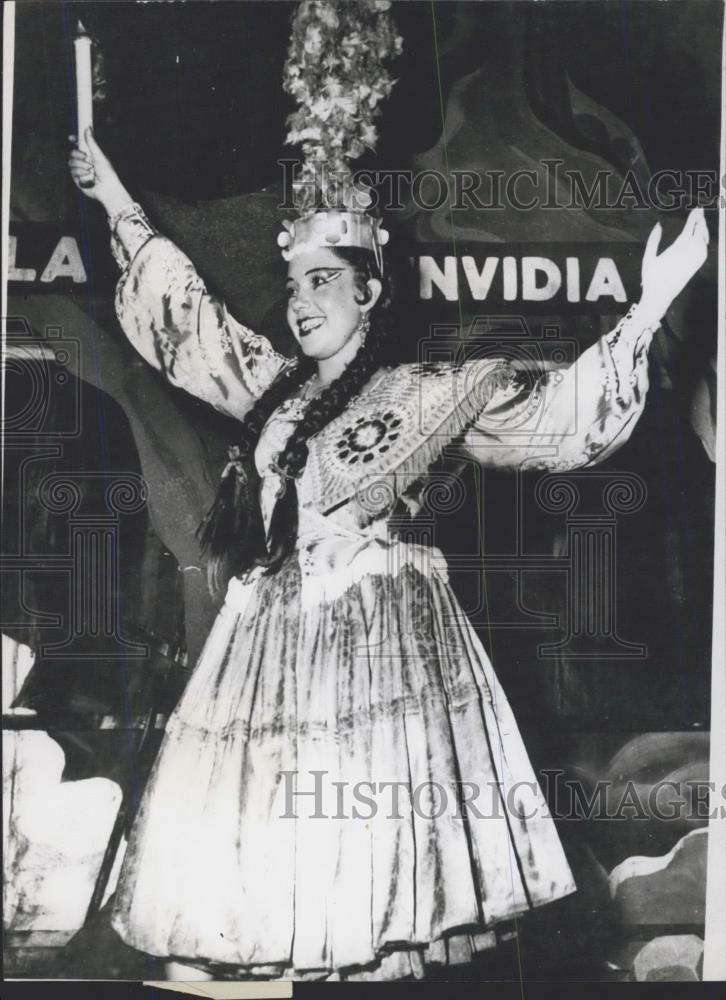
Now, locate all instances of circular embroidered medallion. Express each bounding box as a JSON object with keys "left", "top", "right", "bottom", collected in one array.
[{"left": 335, "top": 412, "right": 403, "bottom": 465}]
